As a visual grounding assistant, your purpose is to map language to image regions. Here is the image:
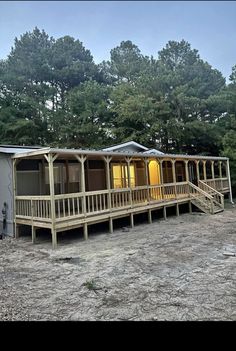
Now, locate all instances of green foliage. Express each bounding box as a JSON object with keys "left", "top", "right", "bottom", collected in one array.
[{"left": 0, "top": 29, "right": 236, "bottom": 194}]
